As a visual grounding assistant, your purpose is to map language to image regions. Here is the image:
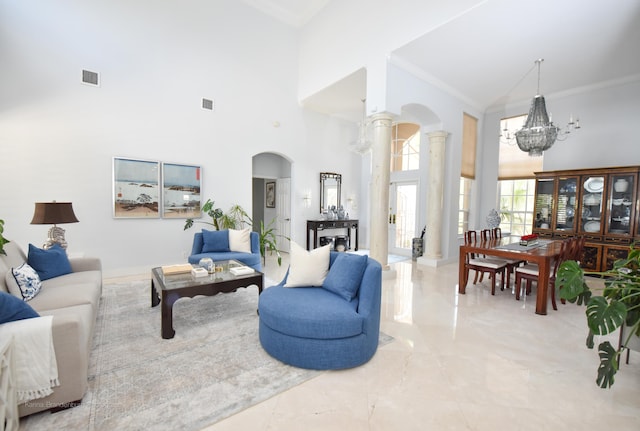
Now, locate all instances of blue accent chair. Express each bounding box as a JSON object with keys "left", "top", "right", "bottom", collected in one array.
[
  {"left": 188, "top": 231, "right": 262, "bottom": 271},
  {"left": 258, "top": 252, "right": 382, "bottom": 370}
]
